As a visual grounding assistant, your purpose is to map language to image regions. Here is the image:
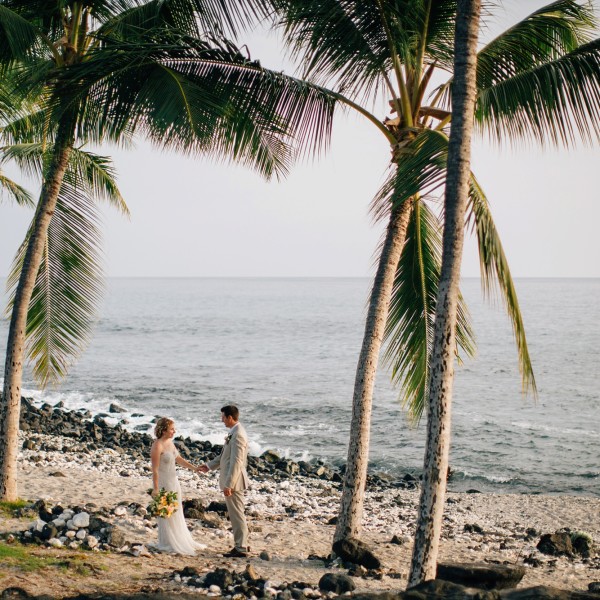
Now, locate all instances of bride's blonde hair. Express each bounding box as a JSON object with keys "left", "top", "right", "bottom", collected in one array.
[{"left": 154, "top": 417, "right": 174, "bottom": 439}]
